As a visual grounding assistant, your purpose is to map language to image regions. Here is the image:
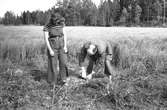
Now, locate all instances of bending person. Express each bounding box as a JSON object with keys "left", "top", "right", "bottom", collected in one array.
[{"left": 79, "top": 40, "right": 120, "bottom": 80}]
